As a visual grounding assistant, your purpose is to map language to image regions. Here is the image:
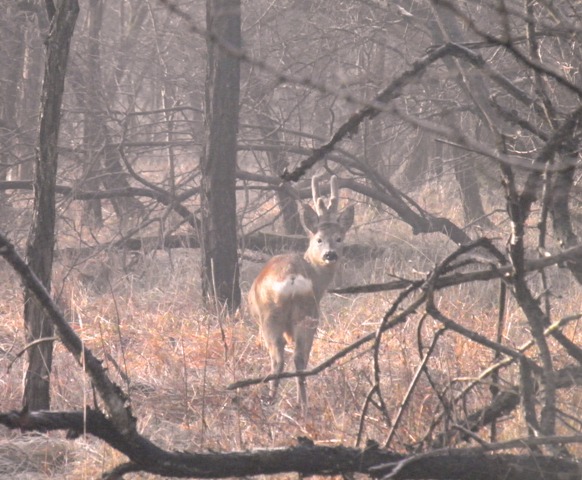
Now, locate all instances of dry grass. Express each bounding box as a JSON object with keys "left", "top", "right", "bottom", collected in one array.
[
  {"left": 0, "top": 434, "right": 73, "bottom": 479},
  {"left": 2, "top": 211, "right": 582, "bottom": 479}
]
